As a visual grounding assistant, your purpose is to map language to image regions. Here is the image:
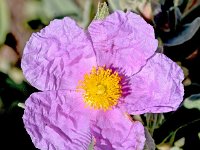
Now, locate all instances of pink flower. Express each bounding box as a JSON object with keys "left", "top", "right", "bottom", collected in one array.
[{"left": 22, "top": 11, "right": 184, "bottom": 150}]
